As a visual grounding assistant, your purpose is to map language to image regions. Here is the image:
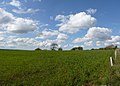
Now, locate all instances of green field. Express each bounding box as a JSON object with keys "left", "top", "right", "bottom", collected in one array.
[{"left": 0, "top": 50, "right": 114, "bottom": 86}]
